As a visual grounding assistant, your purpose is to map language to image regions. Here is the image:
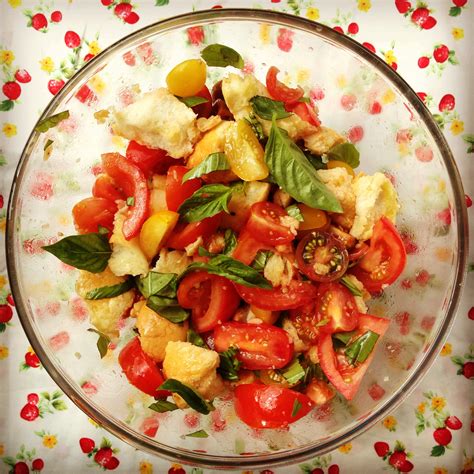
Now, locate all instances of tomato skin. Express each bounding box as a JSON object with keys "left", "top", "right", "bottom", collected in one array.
[
  {"left": 72, "top": 197, "right": 117, "bottom": 234},
  {"left": 92, "top": 174, "right": 125, "bottom": 202},
  {"left": 235, "top": 280, "right": 317, "bottom": 311},
  {"left": 289, "top": 300, "right": 321, "bottom": 345},
  {"left": 246, "top": 202, "right": 296, "bottom": 246},
  {"left": 177, "top": 272, "right": 240, "bottom": 333},
  {"left": 214, "top": 322, "right": 294, "bottom": 370},
  {"left": 351, "top": 217, "right": 407, "bottom": 294},
  {"left": 166, "top": 214, "right": 222, "bottom": 250},
  {"left": 232, "top": 228, "right": 272, "bottom": 265},
  {"left": 191, "top": 86, "right": 213, "bottom": 118},
  {"left": 118, "top": 337, "right": 168, "bottom": 397},
  {"left": 101, "top": 153, "right": 149, "bottom": 240},
  {"left": 286, "top": 101, "right": 321, "bottom": 127},
  {"left": 165, "top": 165, "right": 201, "bottom": 212},
  {"left": 315, "top": 282, "right": 359, "bottom": 334},
  {"left": 126, "top": 140, "right": 176, "bottom": 176},
  {"left": 266, "top": 66, "right": 304, "bottom": 104},
  {"left": 318, "top": 314, "right": 390, "bottom": 400},
  {"left": 234, "top": 383, "right": 313, "bottom": 429}
]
